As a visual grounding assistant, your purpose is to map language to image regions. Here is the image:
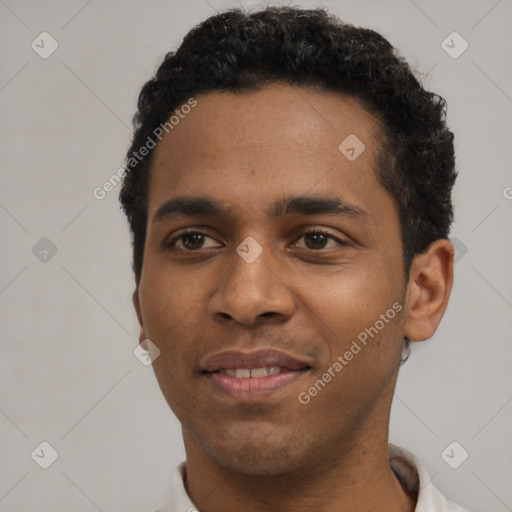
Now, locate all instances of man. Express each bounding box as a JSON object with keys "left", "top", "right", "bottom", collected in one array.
[{"left": 120, "top": 6, "right": 468, "bottom": 511}]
